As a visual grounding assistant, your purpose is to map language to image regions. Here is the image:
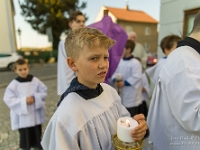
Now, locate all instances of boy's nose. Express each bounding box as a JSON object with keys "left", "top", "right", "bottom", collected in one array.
[
  {"left": 80, "top": 23, "right": 84, "bottom": 27},
  {"left": 98, "top": 60, "right": 108, "bottom": 69}
]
